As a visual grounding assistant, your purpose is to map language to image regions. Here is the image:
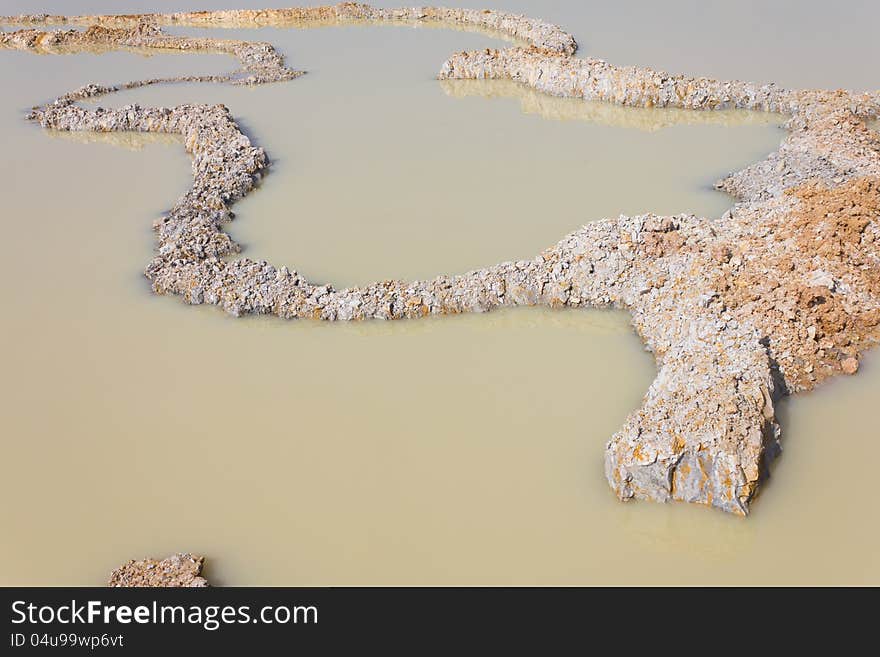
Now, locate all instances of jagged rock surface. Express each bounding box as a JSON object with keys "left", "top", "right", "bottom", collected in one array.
[{"left": 108, "top": 553, "right": 208, "bottom": 587}]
